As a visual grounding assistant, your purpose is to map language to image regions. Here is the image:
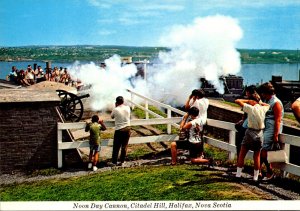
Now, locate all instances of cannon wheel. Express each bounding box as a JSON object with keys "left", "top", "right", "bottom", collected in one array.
[{"left": 56, "top": 90, "right": 84, "bottom": 122}]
